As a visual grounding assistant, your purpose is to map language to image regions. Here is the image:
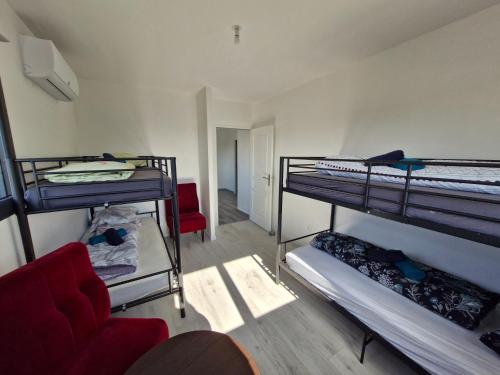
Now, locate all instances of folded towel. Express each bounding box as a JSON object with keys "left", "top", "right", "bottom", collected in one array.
[
  {"left": 395, "top": 259, "right": 426, "bottom": 282},
  {"left": 391, "top": 158, "right": 425, "bottom": 171},
  {"left": 103, "top": 152, "right": 126, "bottom": 163},
  {"left": 103, "top": 228, "right": 125, "bottom": 246},
  {"left": 88, "top": 228, "right": 127, "bottom": 246},
  {"left": 365, "top": 150, "right": 404, "bottom": 166}
]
